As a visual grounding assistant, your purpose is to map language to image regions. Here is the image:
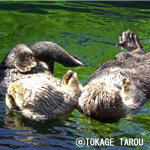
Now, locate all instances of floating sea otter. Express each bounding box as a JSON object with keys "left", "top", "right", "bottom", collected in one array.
[
  {"left": 0, "top": 41, "right": 85, "bottom": 94},
  {"left": 77, "top": 30, "right": 148, "bottom": 122},
  {"left": 6, "top": 70, "right": 81, "bottom": 121}
]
